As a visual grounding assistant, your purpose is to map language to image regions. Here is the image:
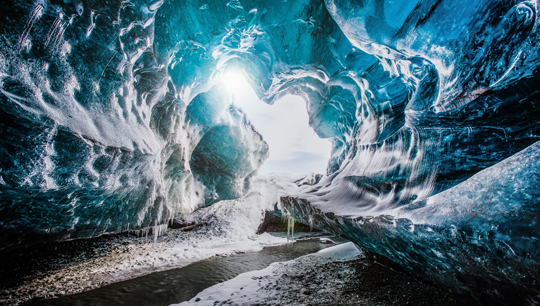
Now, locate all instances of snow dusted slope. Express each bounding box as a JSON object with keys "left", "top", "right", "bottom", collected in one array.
[{"left": 188, "top": 172, "right": 306, "bottom": 240}]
